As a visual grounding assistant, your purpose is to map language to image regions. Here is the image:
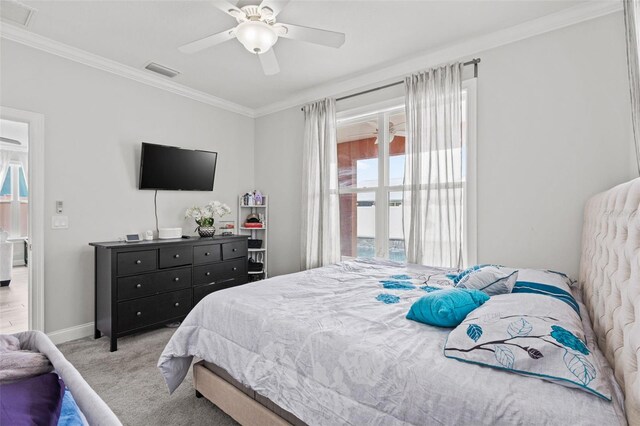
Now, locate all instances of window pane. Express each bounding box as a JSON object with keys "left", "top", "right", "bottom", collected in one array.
[
  {"left": 1, "top": 169, "right": 11, "bottom": 197},
  {"left": 356, "top": 157, "right": 378, "bottom": 188},
  {"left": 18, "top": 166, "right": 28, "bottom": 198},
  {"left": 388, "top": 191, "right": 405, "bottom": 262},
  {"left": 0, "top": 164, "right": 12, "bottom": 233},
  {"left": 339, "top": 192, "right": 375, "bottom": 259},
  {"left": 388, "top": 111, "right": 406, "bottom": 186},
  {"left": 402, "top": 187, "right": 464, "bottom": 266},
  {"left": 338, "top": 118, "right": 379, "bottom": 189},
  {"left": 426, "top": 148, "right": 464, "bottom": 183},
  {"left": 389, "top": 155, "right": 405, "bottom": 187}
]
